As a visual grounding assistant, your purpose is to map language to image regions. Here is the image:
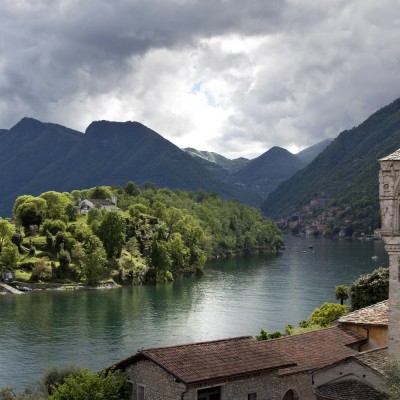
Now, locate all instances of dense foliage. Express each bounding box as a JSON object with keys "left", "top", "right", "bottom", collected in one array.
[
  {"left": 256, "top": 302, "right": 348, "bottom": 340},
  {"left": 349, "top": 266, "right": 389, "bottom": 310},
  {"left": 0, "top": 184, "right": 283, "bottom": 284}
]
